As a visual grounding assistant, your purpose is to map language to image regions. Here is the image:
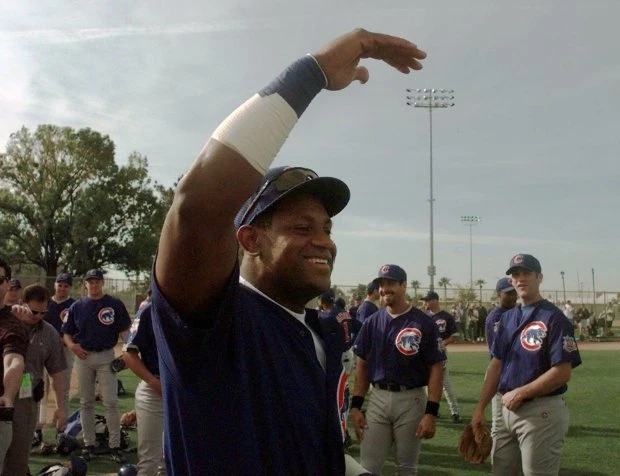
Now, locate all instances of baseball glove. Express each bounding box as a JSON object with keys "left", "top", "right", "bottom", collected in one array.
[
  {"left": 110, "top": 356, "right": 127, "bottom": 373},
  {"left": 458, "top": 423, "right": 492, "bottom": 464},
  {"left": 121, "top": 410, "right": 137, "bottom": 428}
]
